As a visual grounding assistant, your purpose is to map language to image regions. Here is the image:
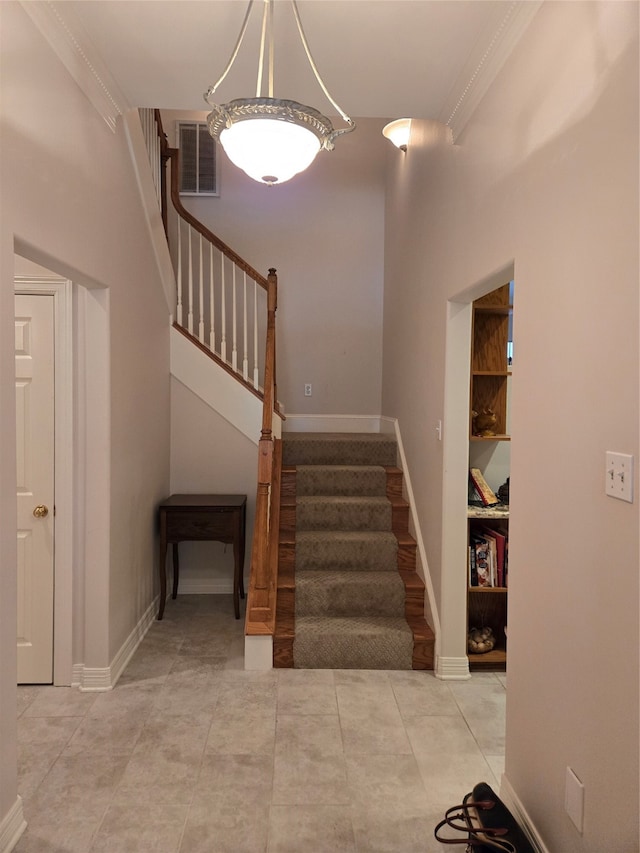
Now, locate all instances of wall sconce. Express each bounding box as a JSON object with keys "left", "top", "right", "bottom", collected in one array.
[{"left": 382, "top": 118, "right": 412, "bottom": 152}]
